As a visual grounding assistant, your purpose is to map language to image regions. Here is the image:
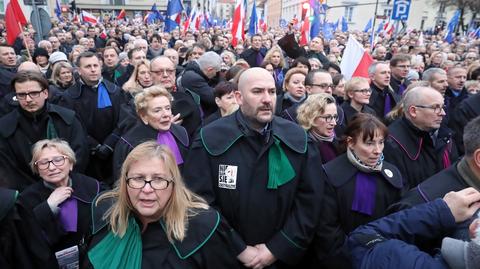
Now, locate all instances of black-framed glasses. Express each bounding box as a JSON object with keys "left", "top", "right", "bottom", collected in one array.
[
  {"left": 35, "top": 156, "right": 67, "bottom": 170},
  {"left": 414, "top": 104, "right": 446, "bottom": 114},
  {"left": 16, "top": 89, "right": 45, "bottom": 100},
  {"left": 317, "top": 114, "right": 339, "bottom": 123},
  {"left": 310, "top": 83, "right": 334, "bottom": 89},
  {"left": 353, "top": 88, "right": 372, "bottom": 94},
  {"left": 150, "top": 69, "right": 175, "bottom": 76},
  {"left": 126, "top": 176, "right": 174, "bottom": 190}
]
